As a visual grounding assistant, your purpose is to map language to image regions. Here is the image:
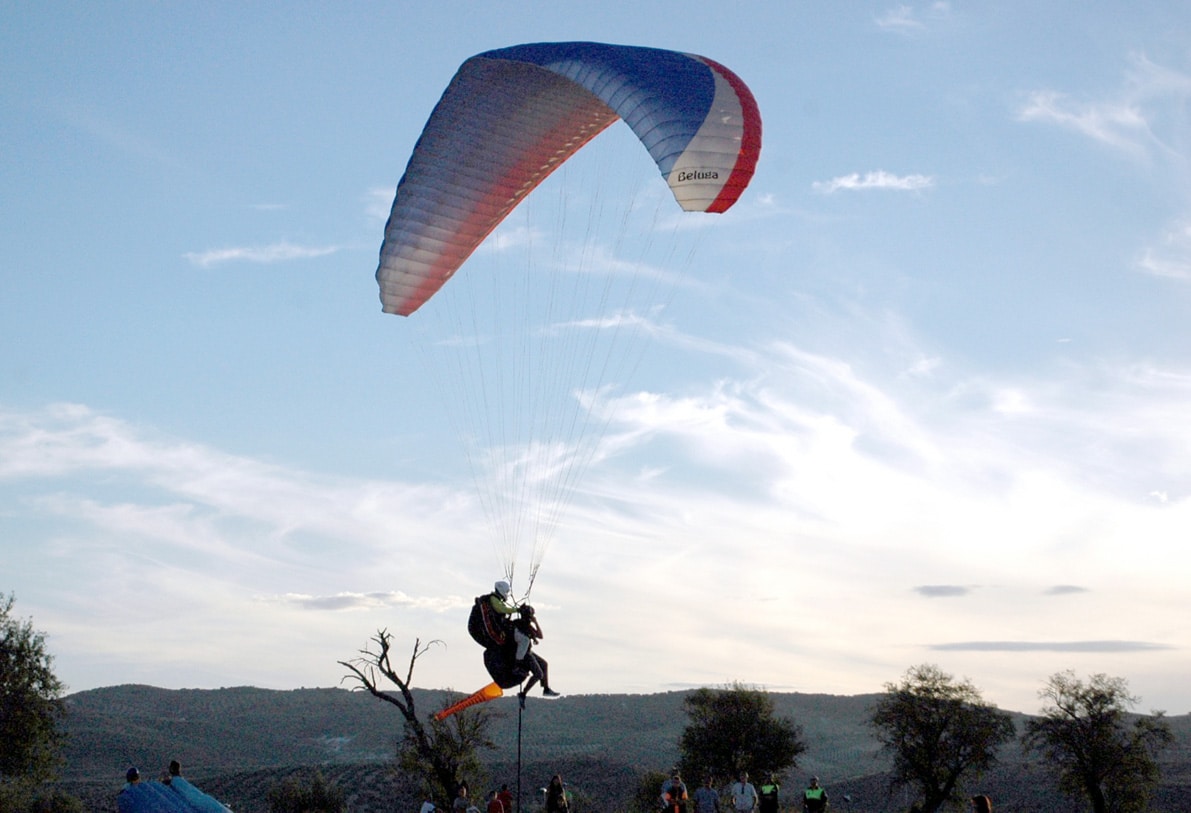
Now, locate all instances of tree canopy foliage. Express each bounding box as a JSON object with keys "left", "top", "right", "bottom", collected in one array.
[
  {"left": 677, "top": 683, "right": 806, "bottom": 783},
  {"left": 1023, "top": 671, "right": 1173, "bottom": 813},
  {"left": 266, "top": 769, "right": 345, "bottom": 813},
  {"left": 869, "top": 664, "right": 1014, "bottom": 813},
  {"left": 1, "top": 593, "right": 68, "bottom": 810}
]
